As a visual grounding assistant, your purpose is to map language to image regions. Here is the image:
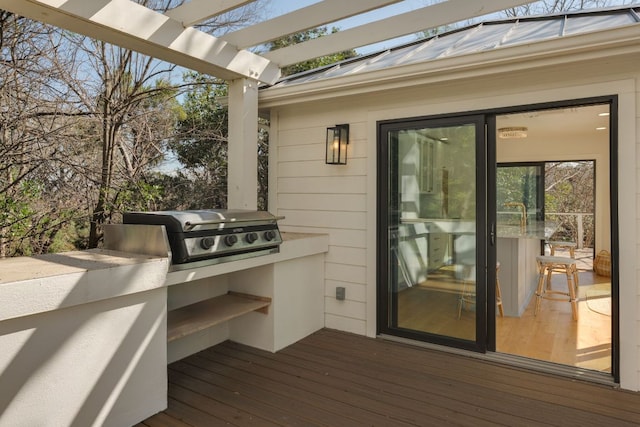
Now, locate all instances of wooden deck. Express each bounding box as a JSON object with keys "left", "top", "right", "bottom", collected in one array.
[{"left": 140, "top": 329, "right": 640, "bottom": 426}]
